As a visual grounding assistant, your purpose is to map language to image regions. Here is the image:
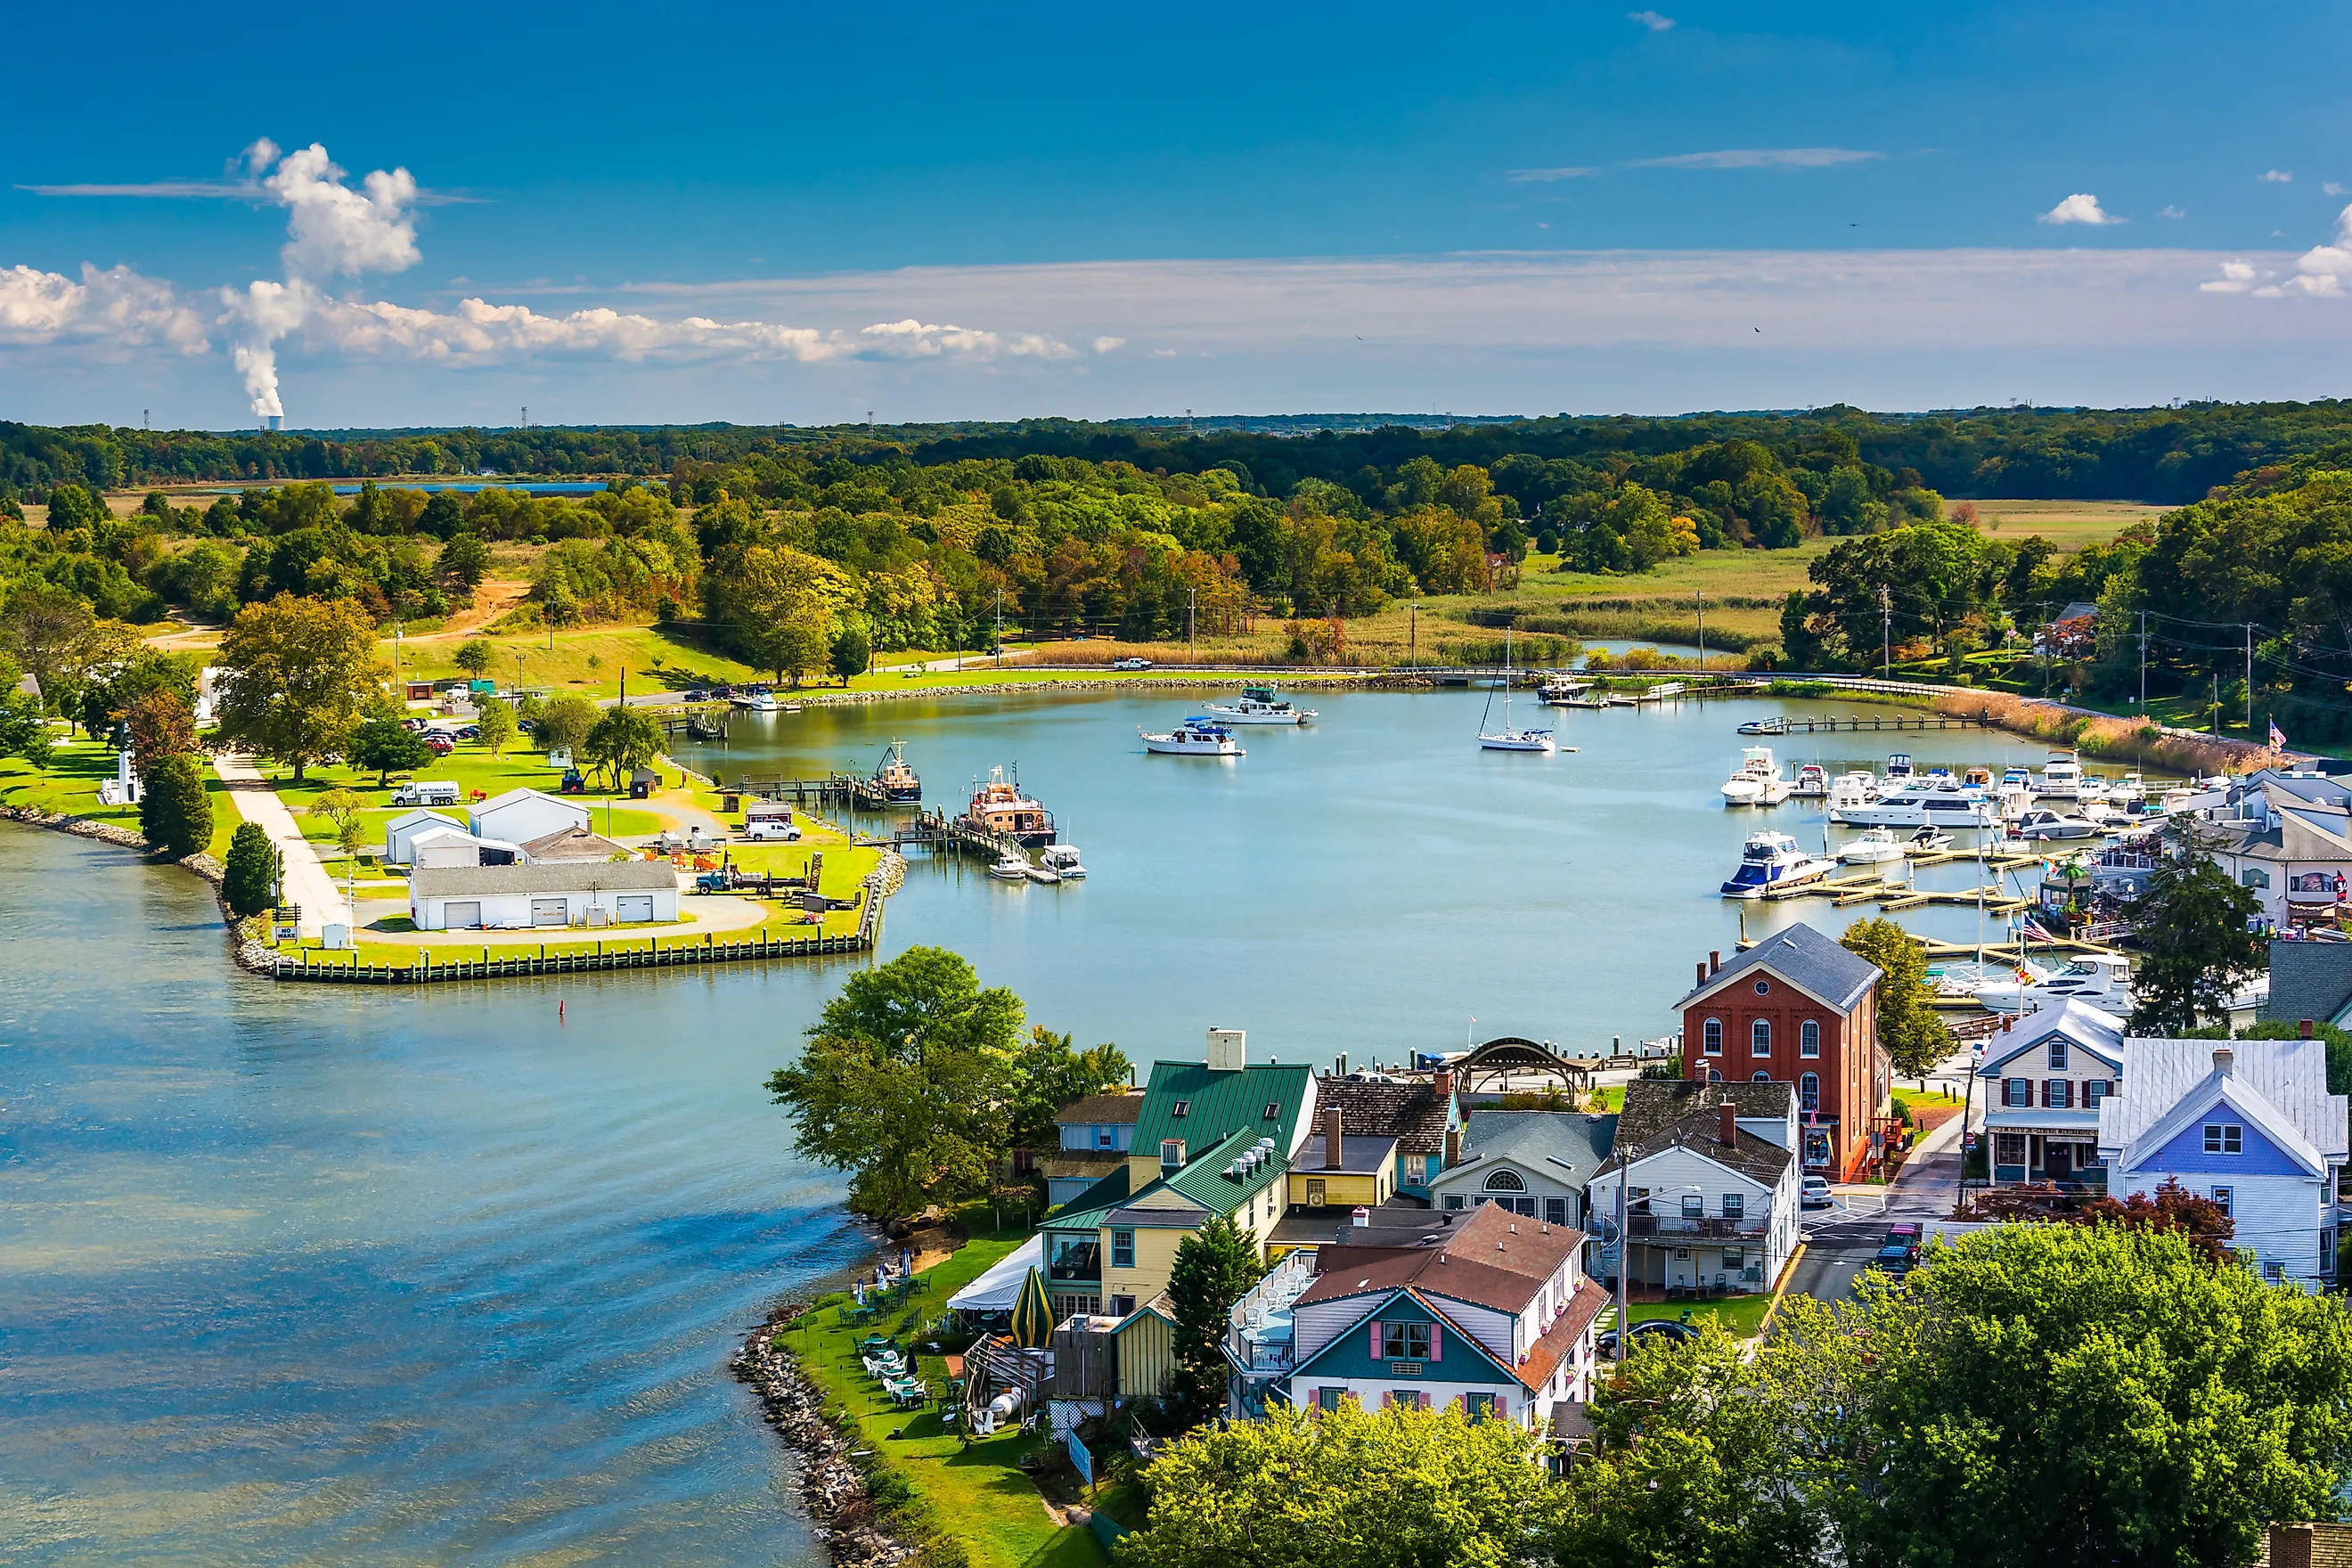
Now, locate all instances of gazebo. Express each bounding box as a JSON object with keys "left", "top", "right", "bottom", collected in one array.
[{"left": 1454, "top": 1035, "right": 1597, "bottom": 1098}]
